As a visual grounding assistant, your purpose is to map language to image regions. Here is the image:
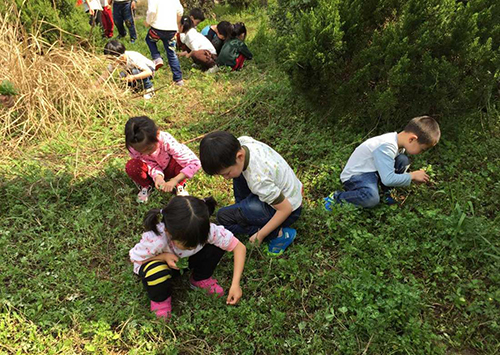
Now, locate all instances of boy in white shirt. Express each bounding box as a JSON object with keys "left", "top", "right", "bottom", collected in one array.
[
  {"left": 325, "top": 116, "right": 440, "bottom": 209},
  {"left": 103, "top": 40, "right": 155, "bottom": 99},
  {"left": 145, "top": 0, "right": 184, "bottom": 86},
  {"left": 200, "top": 131, "right": 303, "bottom": 256}
]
